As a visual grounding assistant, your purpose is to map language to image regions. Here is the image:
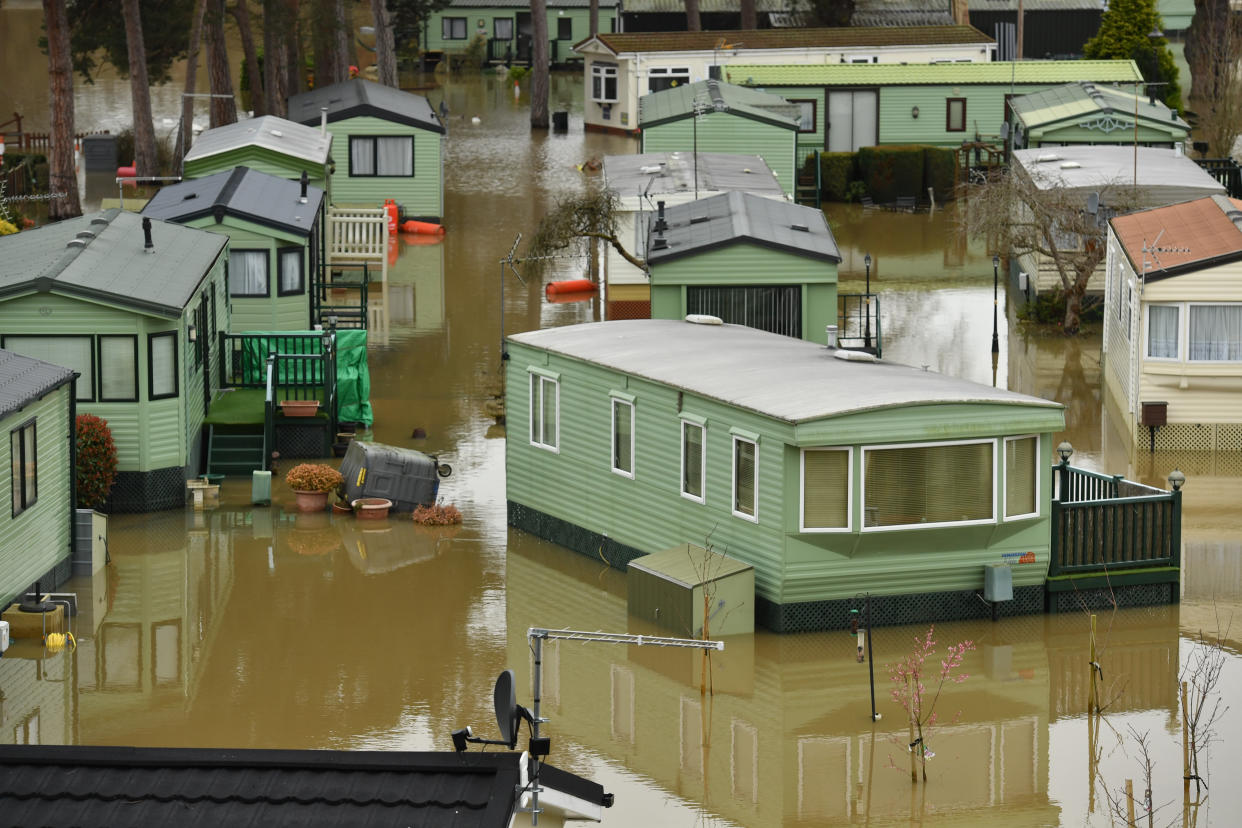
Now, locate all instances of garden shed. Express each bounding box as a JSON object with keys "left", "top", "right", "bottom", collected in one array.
[
  {"left": 627, "top": 543, "right": 755, "bottom": 637},
  {"left": 142, "top": 166, "right": 325, "bottom": 332},
  {"left": 287, "top": 79, "right": 445, "bottom": 221},
  {"left": 0, "top": 210, "right": 230, "bottom": 512},
  {"left": 639, "top": 80, "right": 800, "bottom": 196},
  {"left": 182, "top": 115, "right": 334, "bottom": 198}
]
